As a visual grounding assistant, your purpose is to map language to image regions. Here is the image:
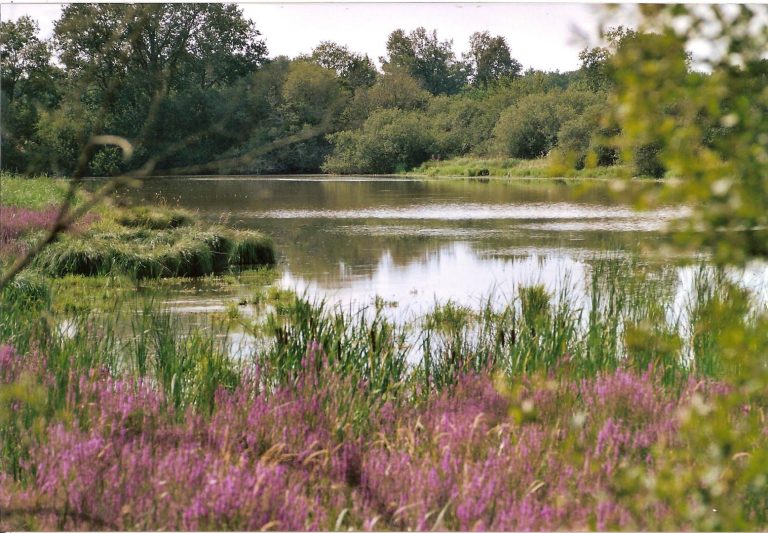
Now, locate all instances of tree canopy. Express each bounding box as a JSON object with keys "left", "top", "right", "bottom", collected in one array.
[
  {"left": 381, "top": 27, "right": 468, "bottom": 95},
  {"left": 466, "top": 31, "right": 522, "bottom": 88}
]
